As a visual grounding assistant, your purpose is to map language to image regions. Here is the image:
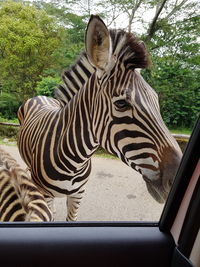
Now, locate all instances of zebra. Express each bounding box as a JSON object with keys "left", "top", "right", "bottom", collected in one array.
[
  {"left": 17, "top": 15, "right": 182, "bottom": 221},
  {"left": 0, "top": 147, "right": 52, "bottom": 221}
]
